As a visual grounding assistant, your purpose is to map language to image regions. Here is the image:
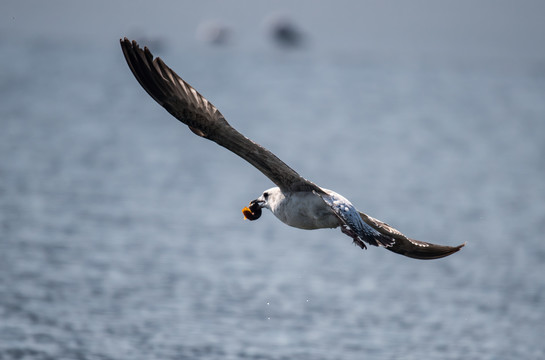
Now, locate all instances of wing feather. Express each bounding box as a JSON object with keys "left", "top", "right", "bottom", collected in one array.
[
  {"left": 120, "top": 38, "right": 322, "bottom": 193},
  {"left": 359, "top": 211, "right": 465, "bottom": 259},
  {"left": 314, "top": 191, "right": 395, "bottom": 248}
]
